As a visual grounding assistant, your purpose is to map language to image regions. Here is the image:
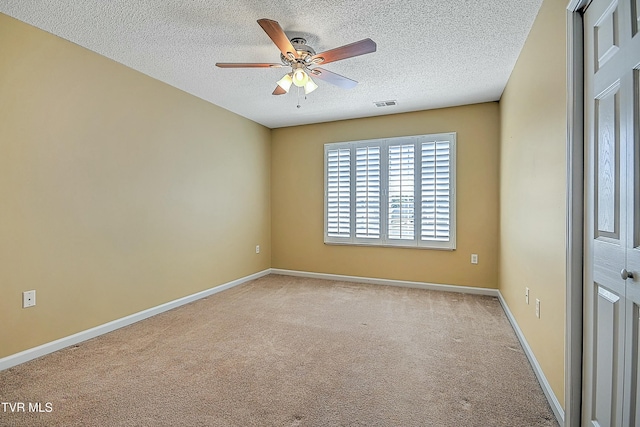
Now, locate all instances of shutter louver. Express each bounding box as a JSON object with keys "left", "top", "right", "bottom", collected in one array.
[
  {"left": 327, "top": 148, "right": 351, "bottom": 237},
  {"left": 388, "top": 144, "right": 415, "bottom": 240},
  {"left": 356, "top": 146, "right": 381, "bottom": 238},
  {"left": 421, "top": 141, "right": 450, "bottom": 241}
]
